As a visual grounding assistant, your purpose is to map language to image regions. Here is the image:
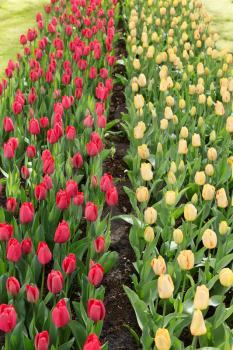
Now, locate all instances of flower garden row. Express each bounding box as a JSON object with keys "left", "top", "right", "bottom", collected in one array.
[
  {"left": 121, "top": 0, "right": 233, "bottom": 349},
  {"left": 0, "top": 0, "right": 119, "bottom": 349}
]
